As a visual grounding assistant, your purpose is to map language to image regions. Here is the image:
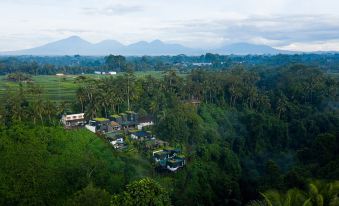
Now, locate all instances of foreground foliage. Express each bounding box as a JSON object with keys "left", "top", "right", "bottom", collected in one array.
[{"left": 248, "top": 180, "right": 339, "bottom": 206}]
